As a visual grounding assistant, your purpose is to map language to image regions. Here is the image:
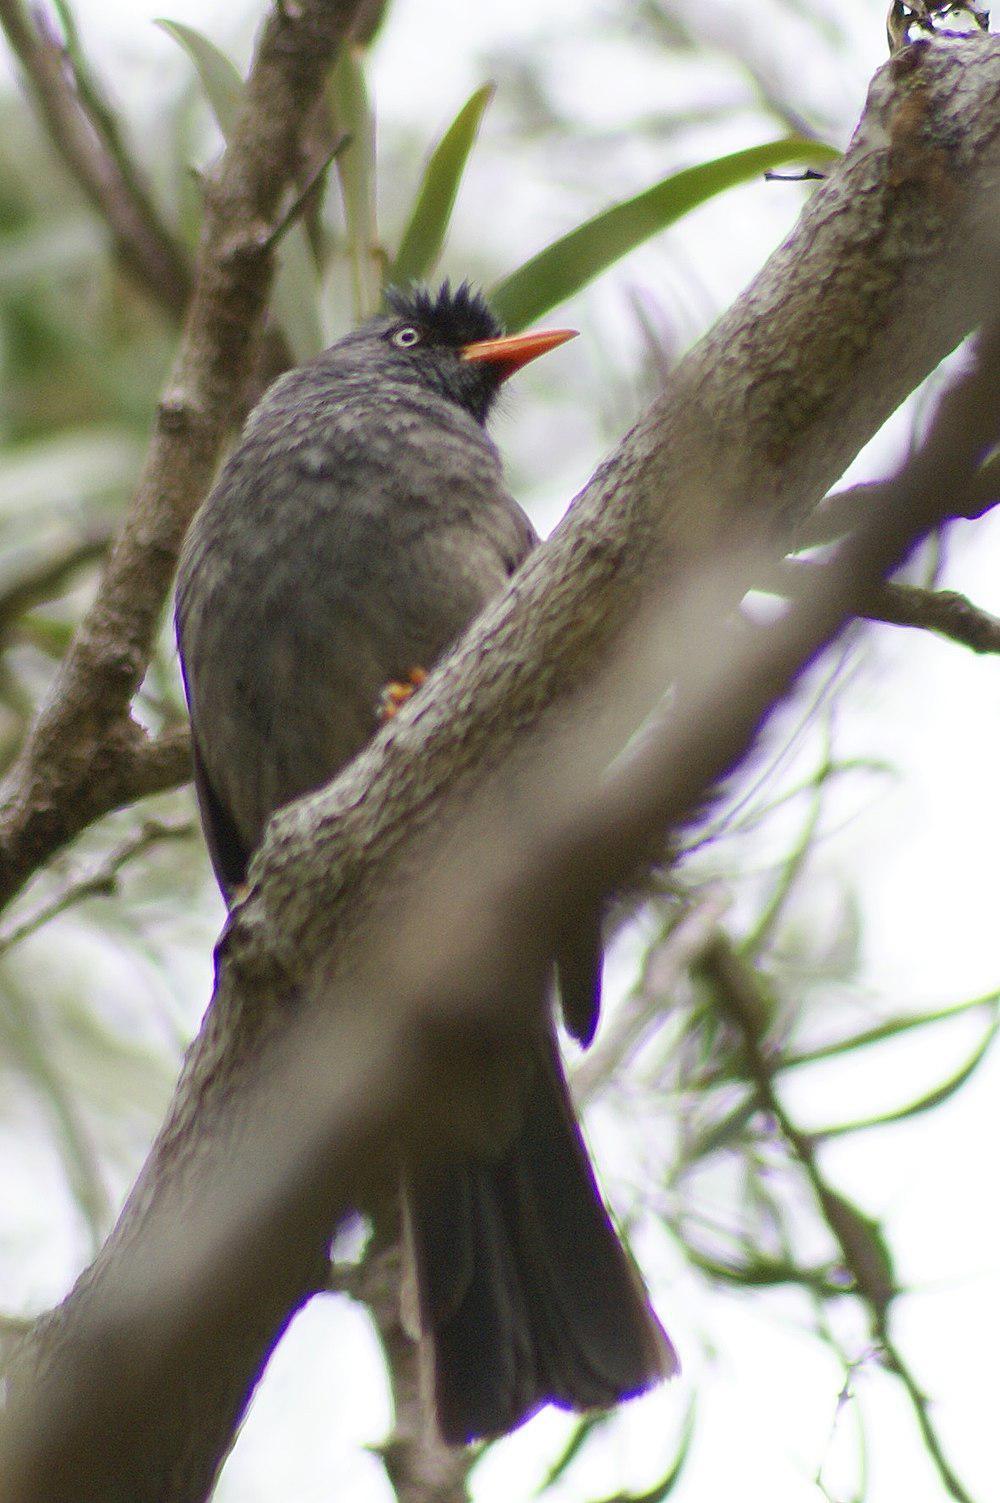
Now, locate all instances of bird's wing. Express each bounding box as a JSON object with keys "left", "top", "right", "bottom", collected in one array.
[{"left": 189, "top": 733, "right": 251, "bottom": 903}]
